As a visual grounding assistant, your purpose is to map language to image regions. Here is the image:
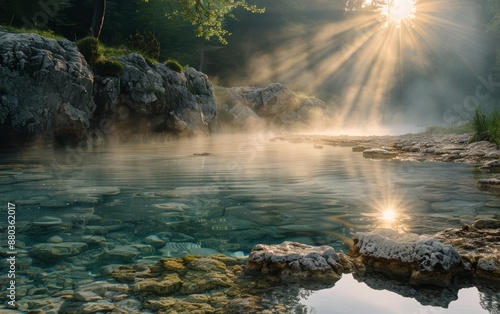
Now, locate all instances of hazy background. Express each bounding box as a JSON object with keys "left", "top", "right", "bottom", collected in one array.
[
  {"left": 1, "top": 0, "right": 498, "bottom": 133},
  {"left": 203, "top": 0, "right": 497, "bottom": 130}
]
